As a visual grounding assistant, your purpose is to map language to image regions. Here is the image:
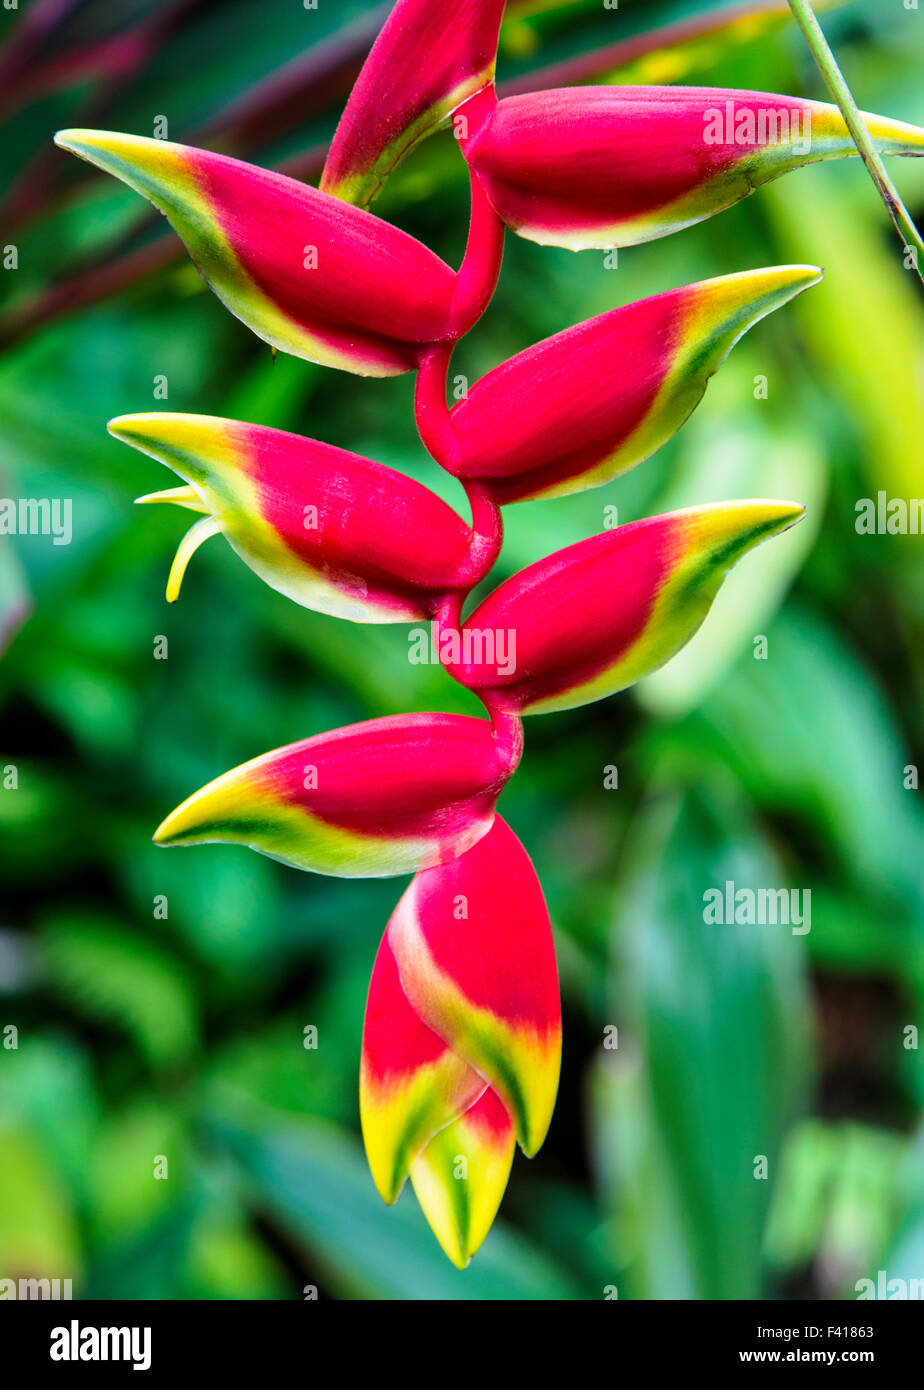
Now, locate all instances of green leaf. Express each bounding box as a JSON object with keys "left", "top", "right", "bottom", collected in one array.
[
  {"left": 694, "top": 608, "right": 924, "bottom": 918},
  {"left": 595, "top": 779, "right": 813, "bottom": 1298},
  {"left": 38, "top": 912, "right": 199, "bottom": 1069},
  {"left": 0, "top": 536, "right": 30, "bottom": 656},
  {"left": 0, "top": 1123, "right": 82, "bottom": 1280},
  {"left": 765, "top": 1120, "right": 905, "bottom": 1294}
]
